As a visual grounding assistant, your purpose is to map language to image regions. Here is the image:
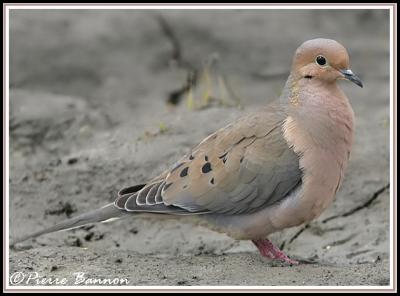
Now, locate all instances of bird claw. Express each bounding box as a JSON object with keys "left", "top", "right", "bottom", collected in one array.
[{"left": 252, "top": 238, "right": 299, "bottom": 265}]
